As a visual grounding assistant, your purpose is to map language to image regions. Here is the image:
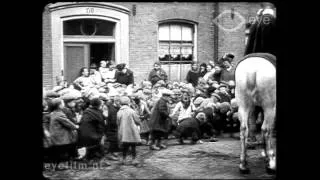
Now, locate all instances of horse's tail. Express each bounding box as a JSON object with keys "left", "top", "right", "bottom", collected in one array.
[{"left": 246, "top": 71, "right": 258, "bottom": 104}]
